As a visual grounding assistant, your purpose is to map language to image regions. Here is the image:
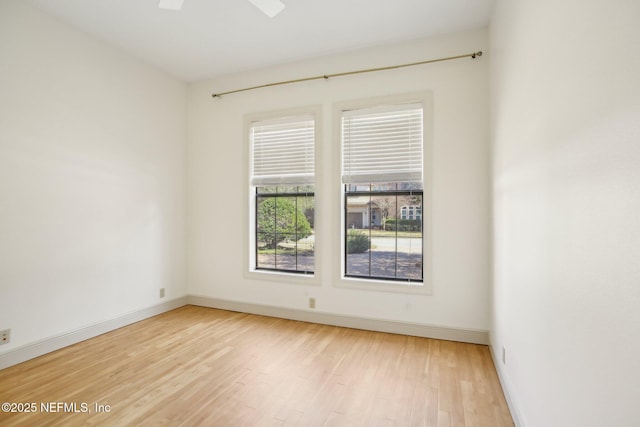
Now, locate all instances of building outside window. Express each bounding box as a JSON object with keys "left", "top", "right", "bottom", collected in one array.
[{"left": 401, "top": 205, "right": 422, "bottom": 220}]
